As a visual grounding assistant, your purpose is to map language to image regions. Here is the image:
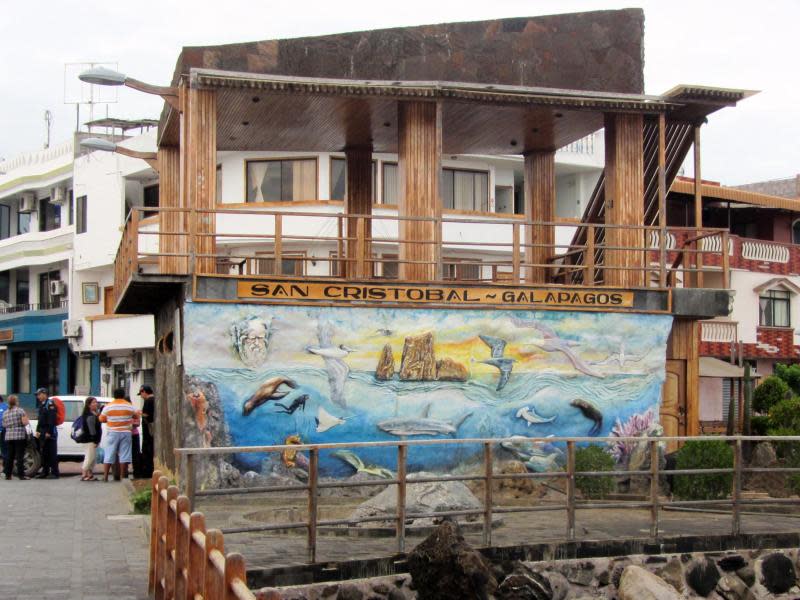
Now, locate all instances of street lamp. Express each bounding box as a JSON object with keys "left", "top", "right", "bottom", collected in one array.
[
  {"left": 80, "top": 137, "right": 158, "bottom": 169},
  {"left": 78, "top": 67, "right": 179, "bottom": 109}
]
